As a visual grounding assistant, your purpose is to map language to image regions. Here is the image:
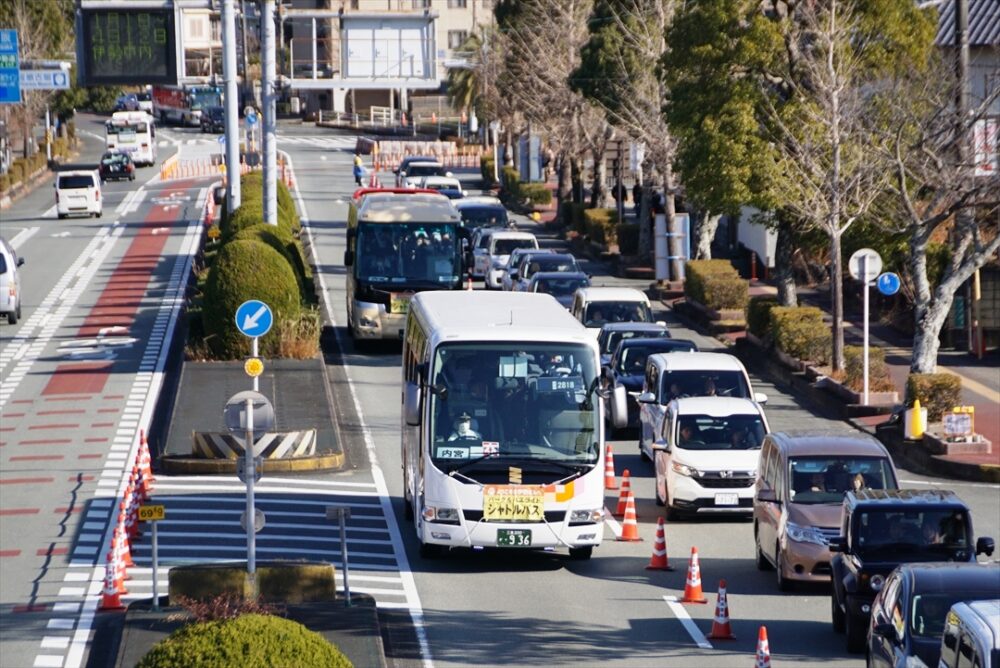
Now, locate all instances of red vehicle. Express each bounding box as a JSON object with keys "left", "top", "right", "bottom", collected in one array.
[{"left": 152, "top": 85, "right": 222, "bottom": 126}]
